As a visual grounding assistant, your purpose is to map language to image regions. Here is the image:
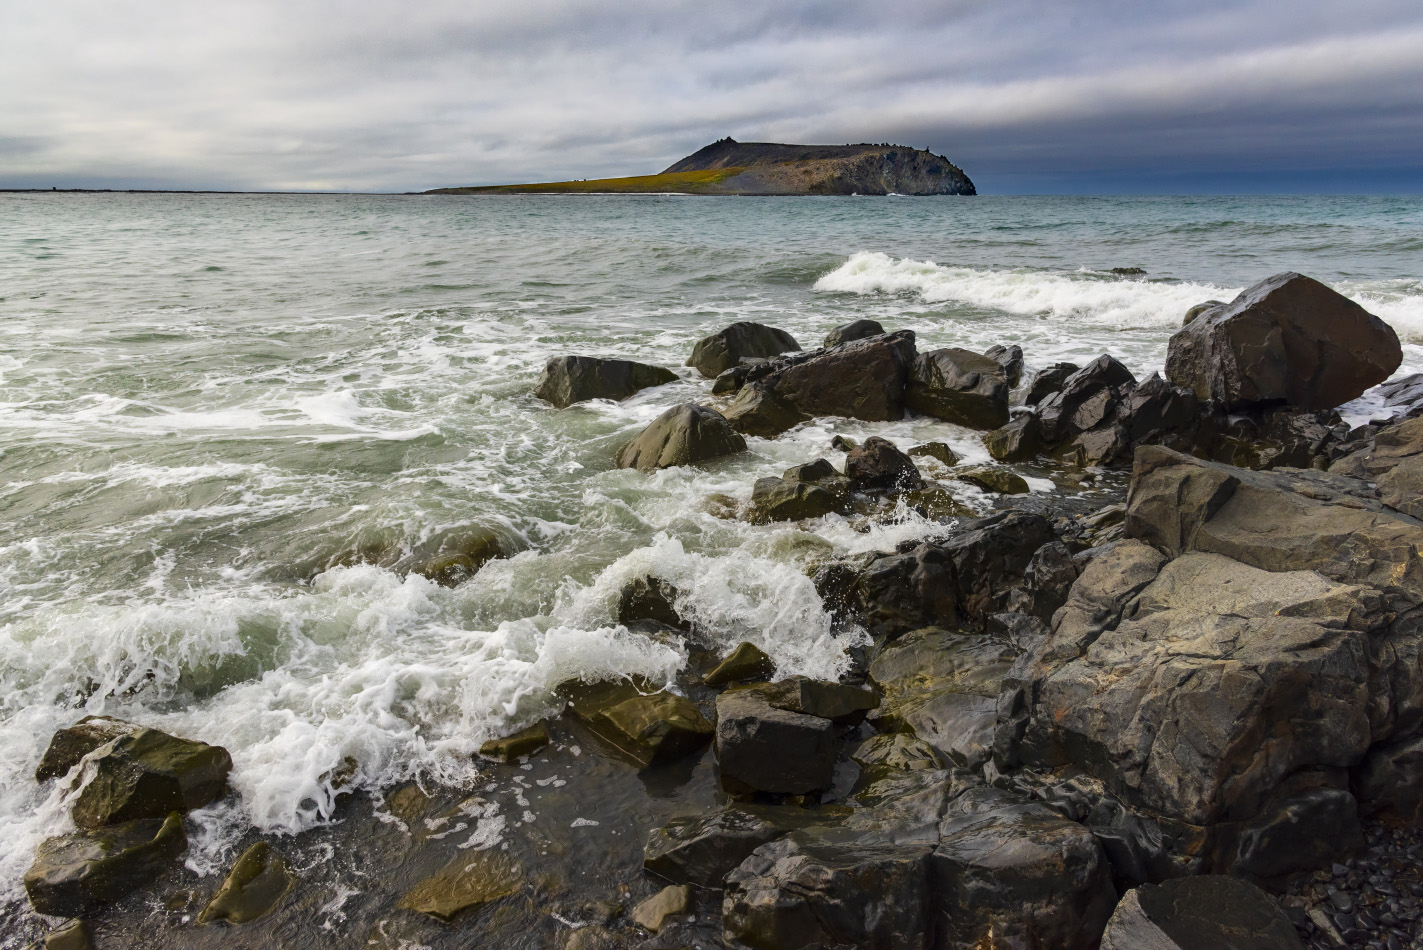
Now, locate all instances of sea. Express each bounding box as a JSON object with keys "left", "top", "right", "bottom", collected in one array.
[{"left": 1, "top": 193, "right": 1421, "bottom": 944}]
